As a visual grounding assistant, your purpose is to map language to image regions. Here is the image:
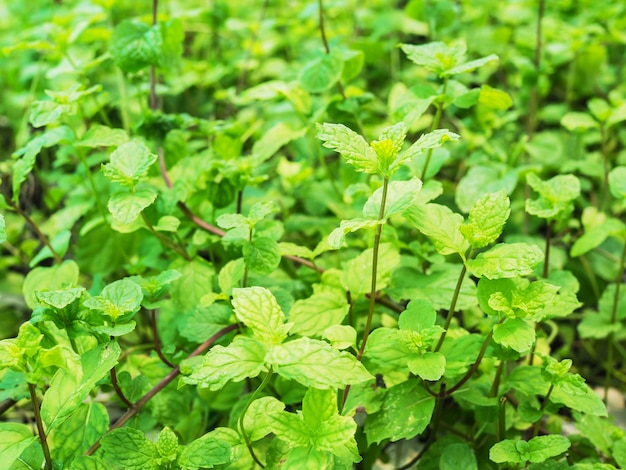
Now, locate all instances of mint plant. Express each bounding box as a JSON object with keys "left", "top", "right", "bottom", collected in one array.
[{"left": 1, "top": 1, "right": 625, "bottom": 469}]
